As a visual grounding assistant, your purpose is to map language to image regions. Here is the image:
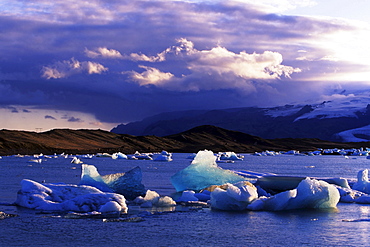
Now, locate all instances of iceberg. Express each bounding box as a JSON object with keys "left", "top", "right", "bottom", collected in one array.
[
  {"left": 80, "top": 164, "right": 147, "bottom": 200},
  {"left": 210, "top": 181, "right": 258, "bottom": 211},
  {"left": 80, "top": 164, "right": 113, "bottom": 192},
  {"left": 112, "top": 152, "right": 128, "bottom": 159},
  {"left": 352, "top": 169, "right": 370, "bottom": 194},
  {"left": 247, "top": 178, "right": 340, "bottom": 211},
  {"left": 15, "top": 179, "right": 128, "bottom": 213},
  {"left": 218, "top": 152, "right": 244, "bottom": 161},
  {"left": 153, "top": 151, "right": 173, "bottom": 162},
  {"left": 170, "top": 150, "right": 246, "bottom": 192},
  {"left": 133, "top": 190, "right": 176, "bottom": 207}
]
